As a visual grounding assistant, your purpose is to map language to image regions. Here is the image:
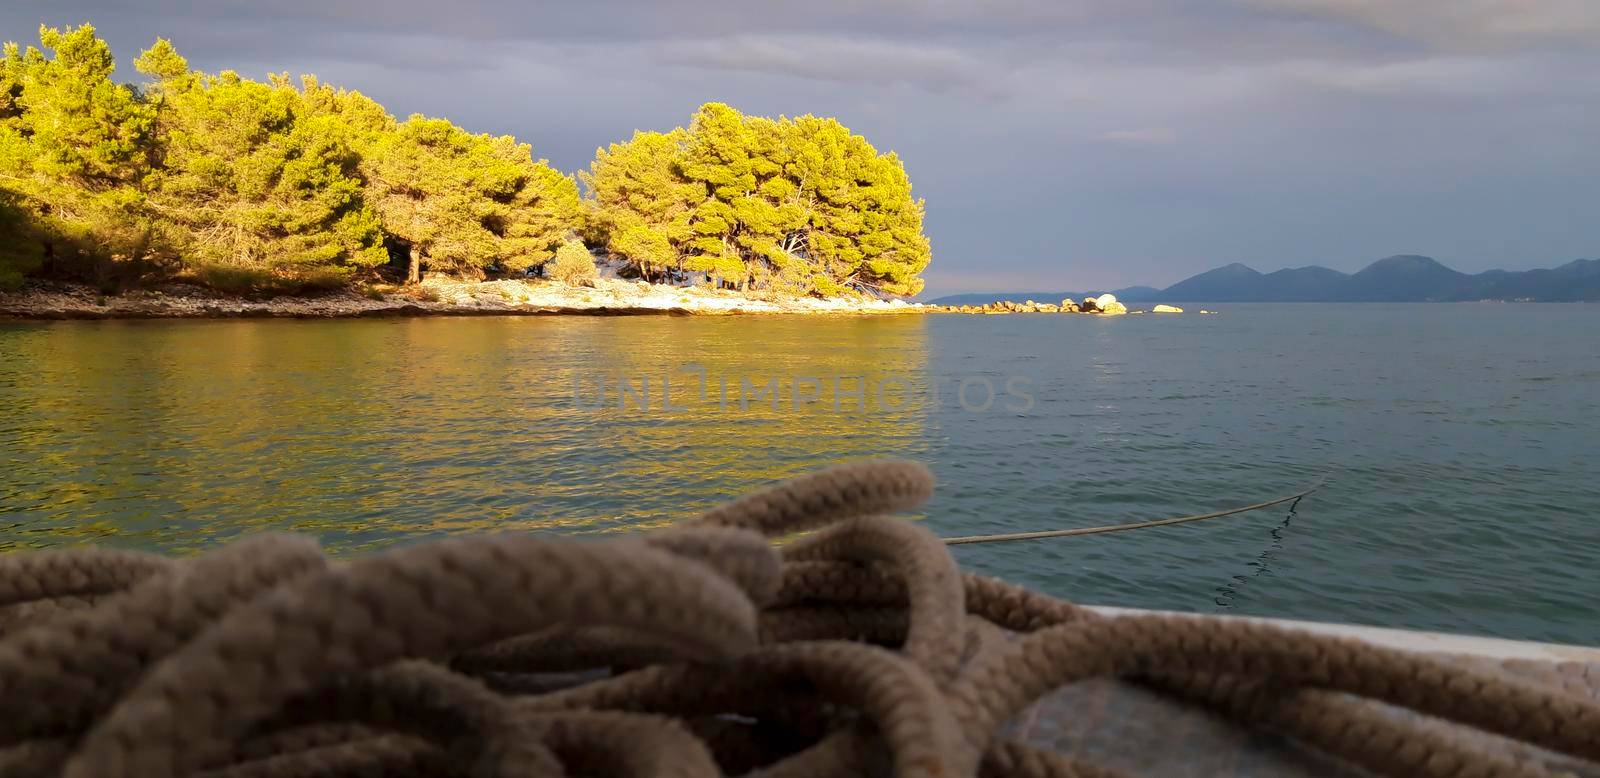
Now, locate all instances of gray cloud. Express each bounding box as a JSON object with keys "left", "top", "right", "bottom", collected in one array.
[
  {"left": 2, "top": 0, "right": 1596, "bottom": 296},
  {"left": 1101, "top": 127, "right": 1178, "bottom": 145},
  {"left": 1242, "top": 0, "right": 1600, "bottom": 51},
  {"left": 652, "top": 35, "right": 1009, "bottom": 96}
]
